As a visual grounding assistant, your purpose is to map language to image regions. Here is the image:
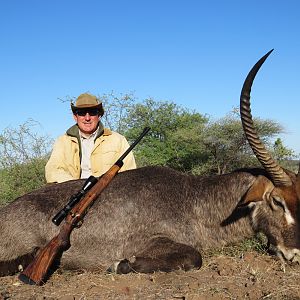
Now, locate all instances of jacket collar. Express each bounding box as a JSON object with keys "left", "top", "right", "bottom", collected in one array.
[{"left": 66, "top": 122, "right": 112, "bottom": 163}]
